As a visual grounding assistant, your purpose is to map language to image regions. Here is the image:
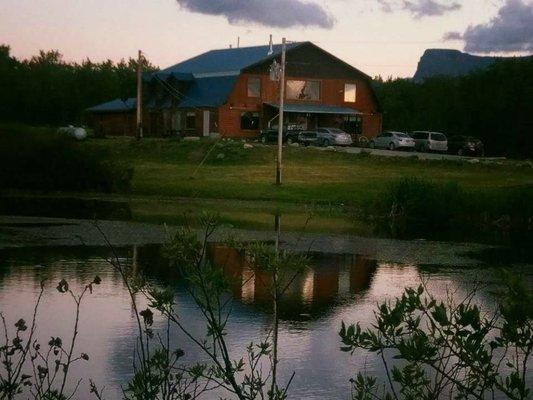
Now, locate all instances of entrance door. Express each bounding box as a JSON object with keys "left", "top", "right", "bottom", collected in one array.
[
  {"left": 202, "top": 111, "right": 210, "bottom": 137},
  {"left": 343, "top": 115, "right": 363, "bottom": 136},
  {"left": 172, "top": 111, "right": 181, "bottom": 135}
]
